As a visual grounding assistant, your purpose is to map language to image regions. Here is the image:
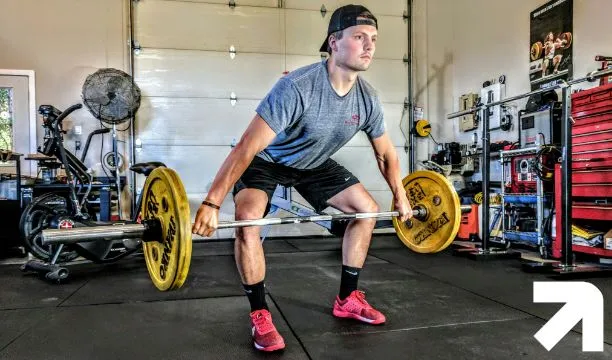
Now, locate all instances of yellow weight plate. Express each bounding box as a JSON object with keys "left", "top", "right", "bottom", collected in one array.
[
  {"left": 141, "top": 167, "right": 192, "bottom": 291},
  {"left": 392, "top": 170, "right": 461, "bottom": 253},
  {"left": 531, "top": 41, "right": 543, "bottom": 61}
]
